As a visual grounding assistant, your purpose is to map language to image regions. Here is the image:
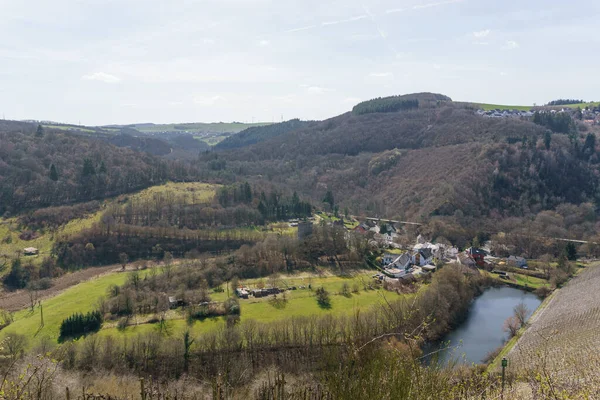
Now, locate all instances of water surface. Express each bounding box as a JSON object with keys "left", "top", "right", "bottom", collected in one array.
[{"left": 424, "top": 286, "right": 541, "bottom": 365}]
